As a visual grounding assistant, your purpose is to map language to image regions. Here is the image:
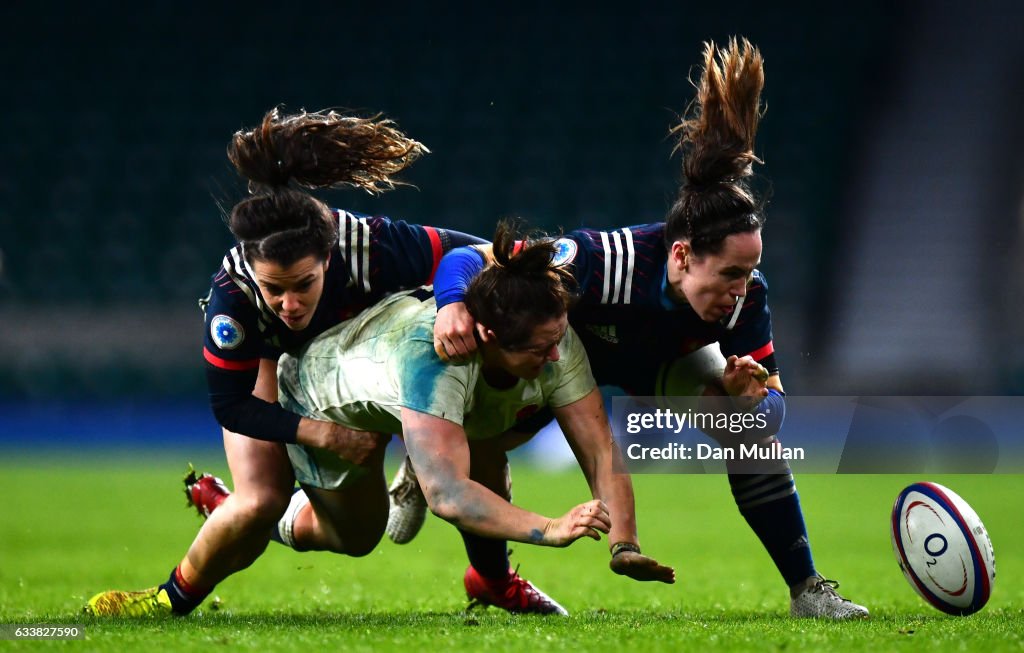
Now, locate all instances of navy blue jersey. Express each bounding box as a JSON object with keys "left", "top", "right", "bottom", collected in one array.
[
  {"left": 202, "top": 209, "right": 484, "bottom": 442},
  {"left": 550, "top": 223, "right": 776, "bottom": 395}
]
